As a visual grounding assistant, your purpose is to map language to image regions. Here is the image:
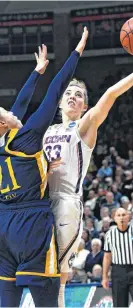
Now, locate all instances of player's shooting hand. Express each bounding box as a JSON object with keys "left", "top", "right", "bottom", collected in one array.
[
  {"left": 75, "top": 26, "right": 89, "bottom": 56},
  {"left": 35, "top": 44, "right": 49, "bottom": 75},
  {"left": 48, "top": 157, "right": 65, "bottom": 175}
]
